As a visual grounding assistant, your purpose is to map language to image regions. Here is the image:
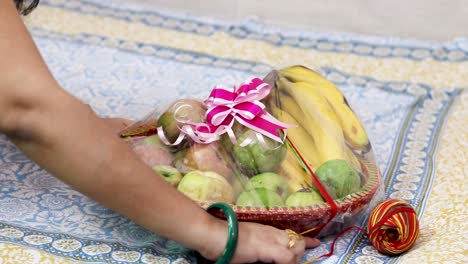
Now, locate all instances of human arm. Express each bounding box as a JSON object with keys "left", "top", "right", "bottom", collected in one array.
[
  {"left": 0, "top": 0, "right": 223, "bottom": 253},
  {"left": 0, "top": 1, "right": 319, "bottom": 263}
]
